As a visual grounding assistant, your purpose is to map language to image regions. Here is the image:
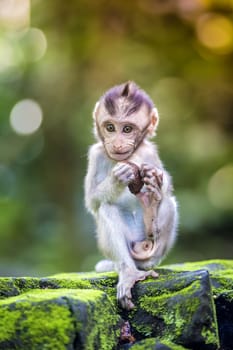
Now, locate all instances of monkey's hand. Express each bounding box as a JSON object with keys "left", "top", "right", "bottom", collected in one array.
[
  {"left": 117, "top": 267, "right": 158, "bottom": 310},
  {"left": 141, "top": 164, "right": 163, "bottom": 201},
  {"left": 112, "top": 162, "right": 137, "bottom": 186}
]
